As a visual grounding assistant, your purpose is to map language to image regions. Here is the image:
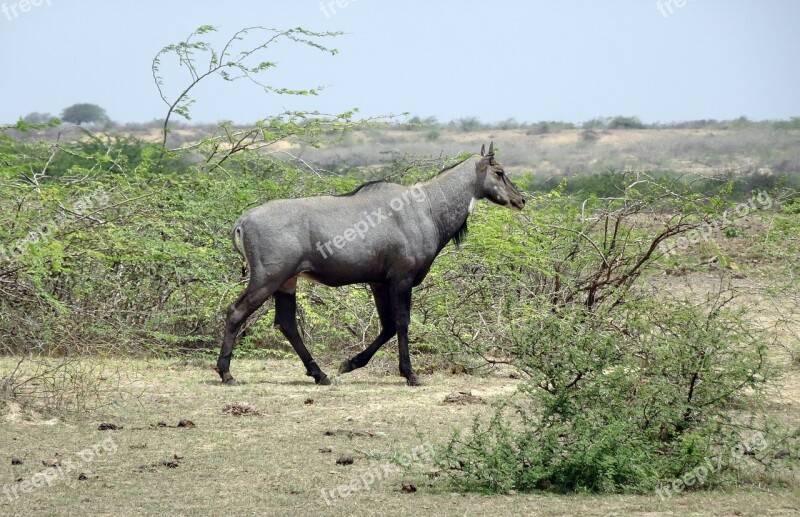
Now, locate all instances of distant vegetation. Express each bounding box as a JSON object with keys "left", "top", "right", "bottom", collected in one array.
[
  {"left": 16, "top": 107, "right": 800, "bottom": 137},
  {"left": 17, "top": 110, "right": 798, "bottom": 201},
  {"left": 60, "top": 103, "right": 109, "bottom": 126}
]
